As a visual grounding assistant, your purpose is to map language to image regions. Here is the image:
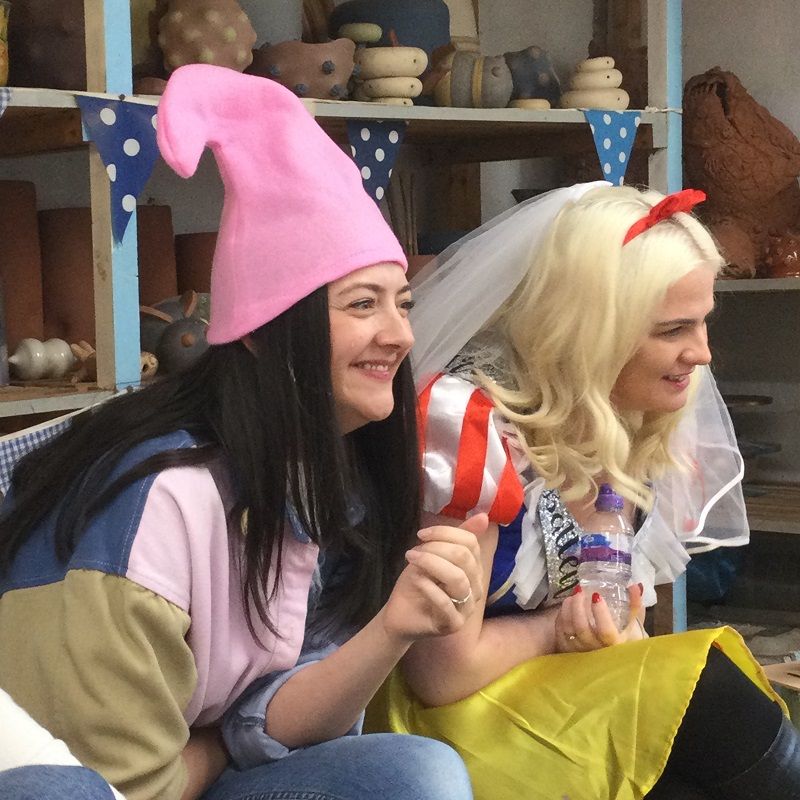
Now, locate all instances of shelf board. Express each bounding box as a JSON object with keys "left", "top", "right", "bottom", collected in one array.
[
  {"left": 0, "top": 87, "right": 666, "bottom": 162},
  {"left": 746, "top": 484, "right": 800, "bottom": 535},
  {"left": 715, "top": 277, "right": 800, "bottom": 293},
  {"left": 306, "top": 99, "right": 664, "bottom": 163},
  {"left": 0, "top": 384, "right": 116, "bottom": 417},
  {"left": 0, "top": 88, "right": 157, "bottom": 157}
]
